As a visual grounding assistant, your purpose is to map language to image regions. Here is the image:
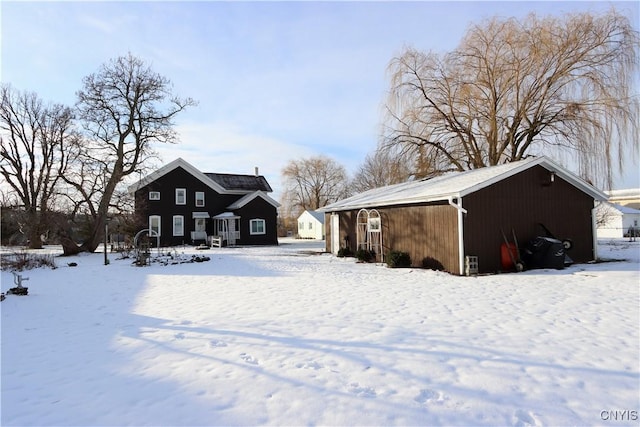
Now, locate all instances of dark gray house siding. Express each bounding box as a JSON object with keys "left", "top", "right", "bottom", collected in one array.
[
  {"left": 130, "top": 159, "right": 279, "bottom": 248},
  {"left": 234, "top": 197, "right": 279, "bottom": 246}
]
